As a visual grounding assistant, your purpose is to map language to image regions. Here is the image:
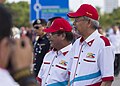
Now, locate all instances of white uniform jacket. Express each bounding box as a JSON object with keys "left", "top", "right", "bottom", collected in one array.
[
  {"left": 0, "top": 68, "right": 19, "bottom": 86},
  {"left": 67, "top": 30, "right": 114, "bottom": 86},
  {"left": 37, "top": 44, "right": 72, "bottom": 86}
]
